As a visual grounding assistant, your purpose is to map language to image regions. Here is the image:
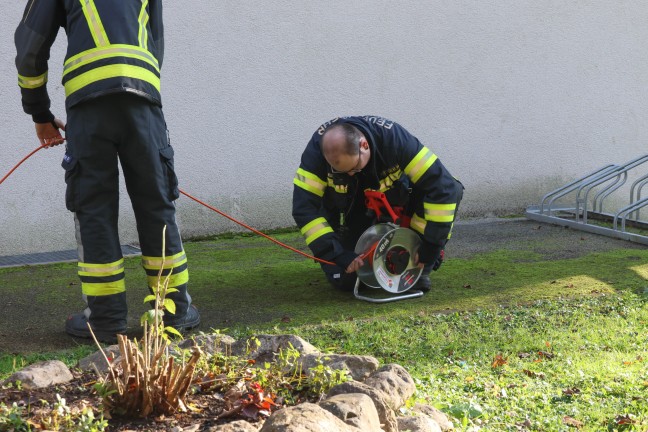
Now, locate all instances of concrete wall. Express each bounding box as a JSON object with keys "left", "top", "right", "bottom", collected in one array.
[{"left": 2, "top": 1, "right": 647, "bottom": 255}]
